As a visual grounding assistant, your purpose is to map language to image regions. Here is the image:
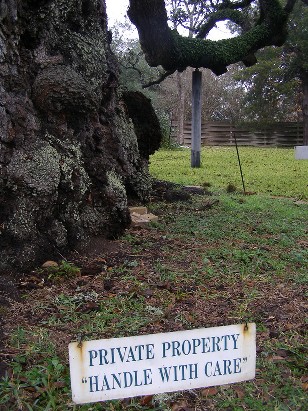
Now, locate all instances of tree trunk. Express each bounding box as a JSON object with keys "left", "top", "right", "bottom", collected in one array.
[
  {"left": 0, "top": 0, "right": 155, "bottom": 272},
  {"left": 302, "top": 70, "right": 308, "bottom": 145}
]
